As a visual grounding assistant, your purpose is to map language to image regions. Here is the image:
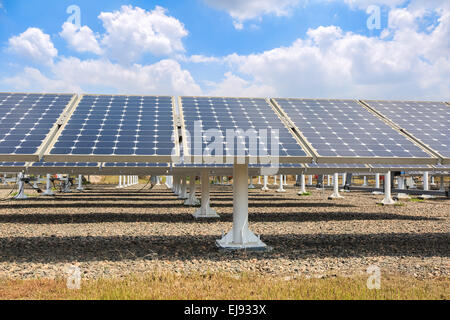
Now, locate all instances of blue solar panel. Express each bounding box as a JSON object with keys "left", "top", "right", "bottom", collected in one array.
[
  {"left": 180, "top": 97, "right": 310, "bottom": 162},
  {"left": 0, "top": 93, "right": 73, "bottom": 159},
  {"left": 363, "top": 101, "right": 450, "bottom": 160},
  {"left": 32, "top": 161, "right": 99, "bottom": 167},
  {"left": 274, "top": 99, "right": 434, "bottom": 162},
  {"left": 306, "top": 163, "right": 367, "bottom": 169},
  {"left": 0, "top": 162, "right": 26, "bottom": 167},
  {"left": 47, "top": 95, "right": 177, "bottom": 160},
  {"left": 103, "top": 162, "right": 169, "bottom": 168}
]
